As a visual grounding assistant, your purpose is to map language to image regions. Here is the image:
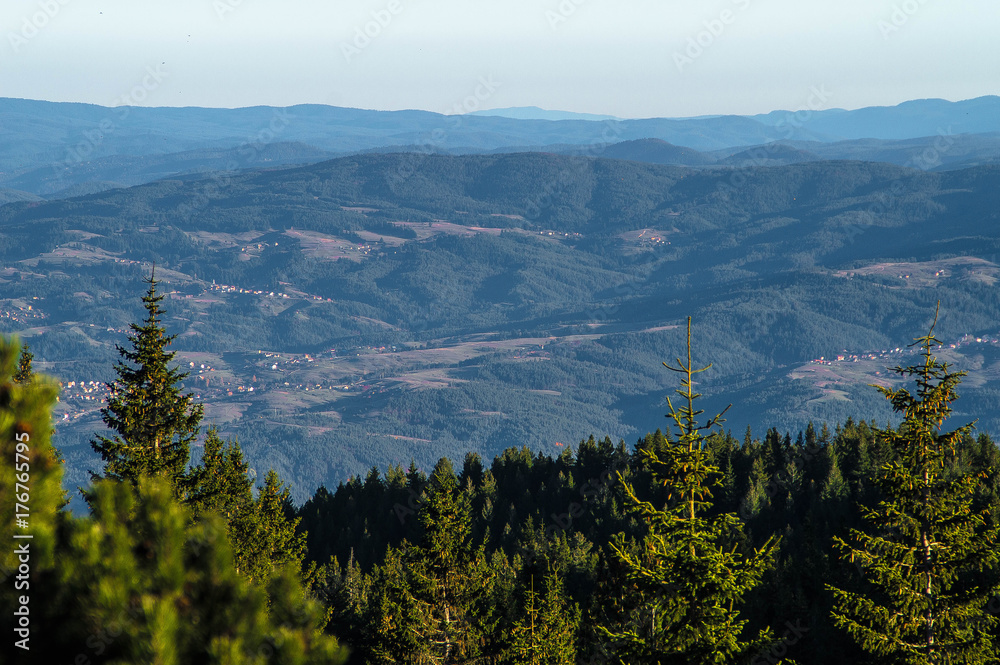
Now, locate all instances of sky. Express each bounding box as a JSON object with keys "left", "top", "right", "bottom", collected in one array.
[{"left": 1, "top": 0, "right": 997, "bottom": 118}]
